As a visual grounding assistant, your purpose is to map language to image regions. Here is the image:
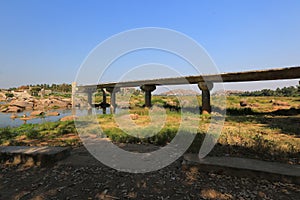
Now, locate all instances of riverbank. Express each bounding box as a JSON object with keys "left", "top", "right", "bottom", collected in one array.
[{"left": 1, "top": 110, "right": 299, "bottom": 165}]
